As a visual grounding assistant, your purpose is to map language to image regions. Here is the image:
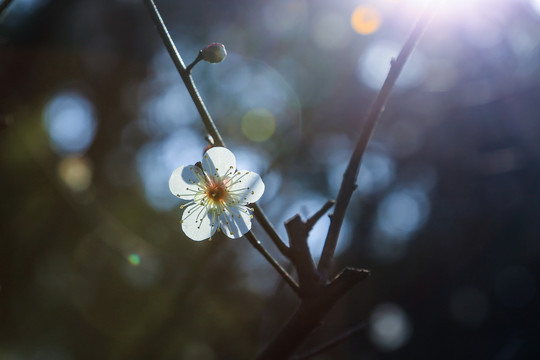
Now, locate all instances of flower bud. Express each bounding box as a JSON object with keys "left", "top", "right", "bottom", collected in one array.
[{"left": 201, "top": 42, "right": 227, "bottom": 63}]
